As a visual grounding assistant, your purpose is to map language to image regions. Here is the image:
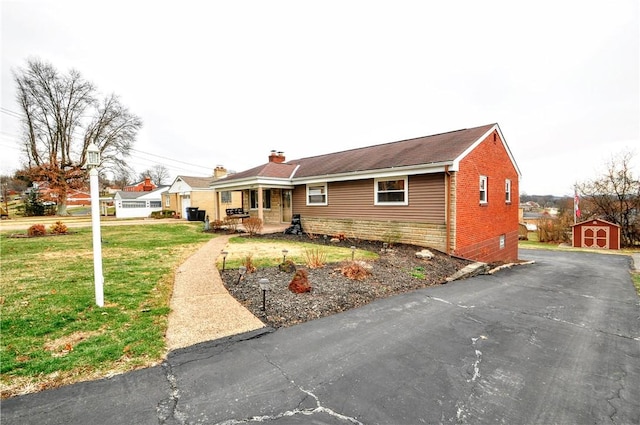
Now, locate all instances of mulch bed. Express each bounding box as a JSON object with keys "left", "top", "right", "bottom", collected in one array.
[{"left": 221, "top": 233, "right": 472, "bottom": 329}]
